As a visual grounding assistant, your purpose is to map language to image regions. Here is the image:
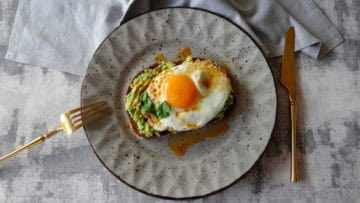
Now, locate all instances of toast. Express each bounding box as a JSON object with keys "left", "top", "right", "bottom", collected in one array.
[{"left": 125, "top": 59, "right": 234, "bottom": 138}]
